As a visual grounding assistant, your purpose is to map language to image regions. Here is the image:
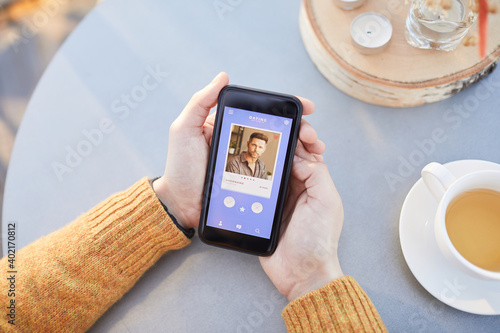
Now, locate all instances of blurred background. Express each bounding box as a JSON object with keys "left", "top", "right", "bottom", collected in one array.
[{"left": 0, "top": 0, "right": 97, "bottom": 225}]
